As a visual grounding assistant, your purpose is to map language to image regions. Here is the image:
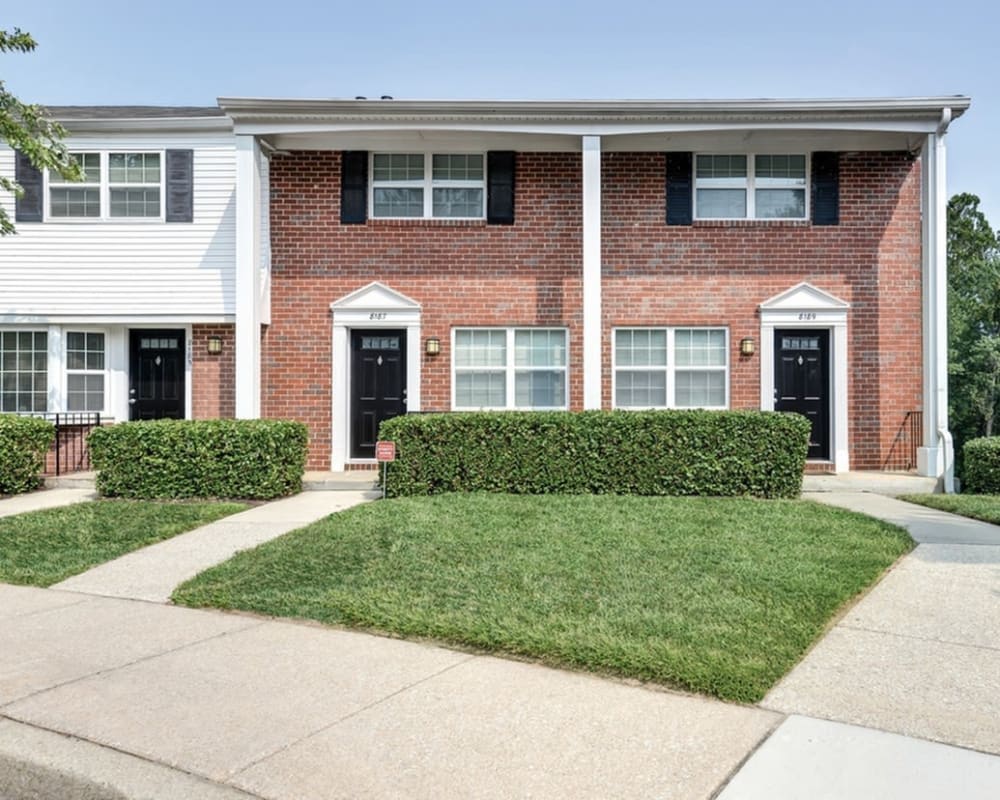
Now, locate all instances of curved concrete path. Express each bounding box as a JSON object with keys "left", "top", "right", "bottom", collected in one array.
[{"left": 52, "top": 490, "right": 378, "bottom": 603}]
